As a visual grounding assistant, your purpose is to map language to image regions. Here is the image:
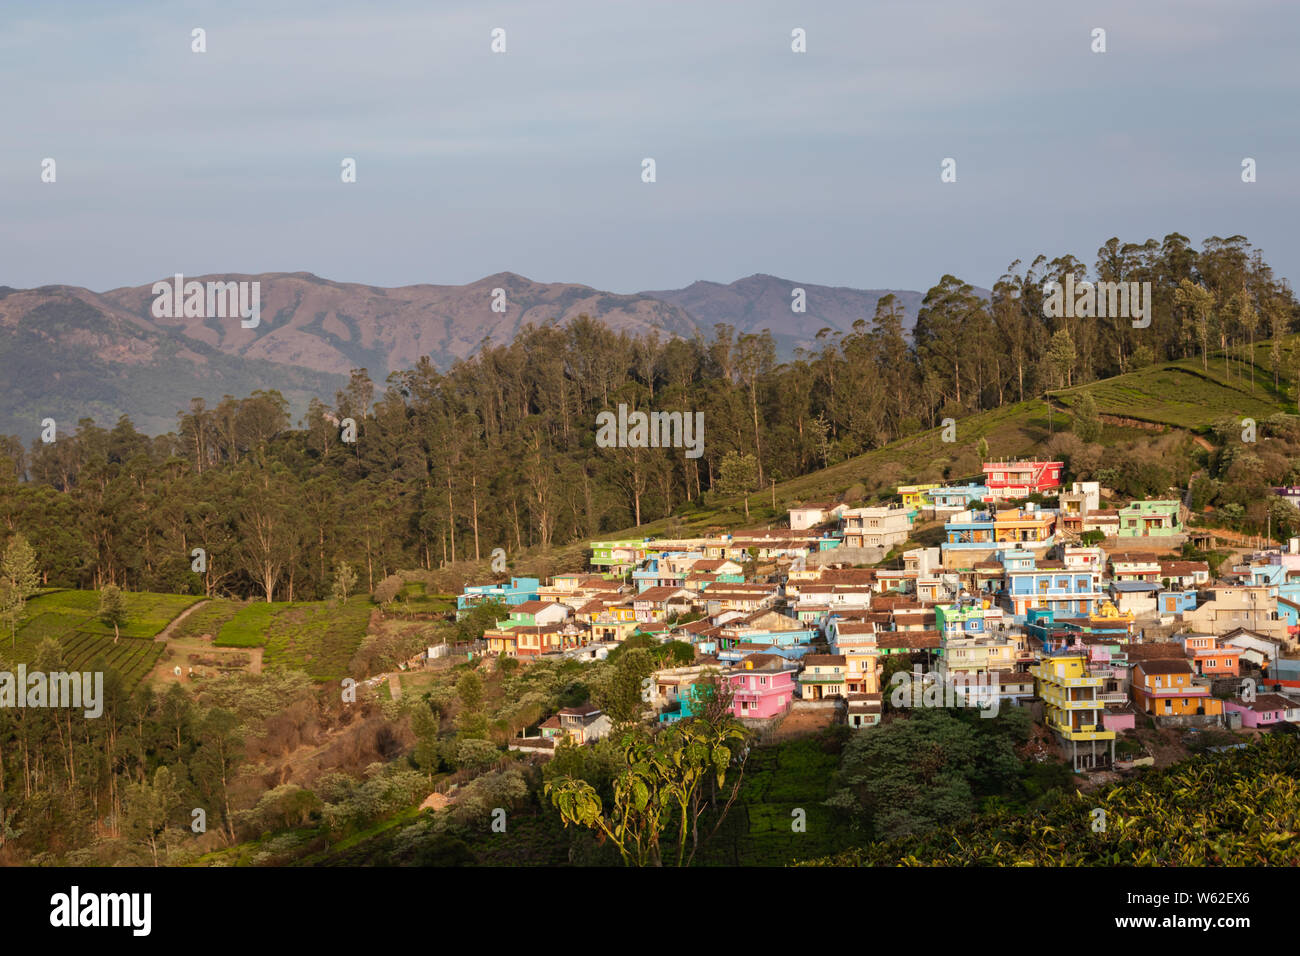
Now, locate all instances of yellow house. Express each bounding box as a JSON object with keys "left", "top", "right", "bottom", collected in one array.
[
  {"left": 1132, "top": 660, "right": 1224, "bottom": 718},
  {"left": 993, "top": 507, "right": 1055, "bottom": 545},
  {"left": 898, "top": 483, "right": 941, "bottom": 509},
  {"left": 1030, "top": 652, "right": 1116, "bottom": 771}
]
